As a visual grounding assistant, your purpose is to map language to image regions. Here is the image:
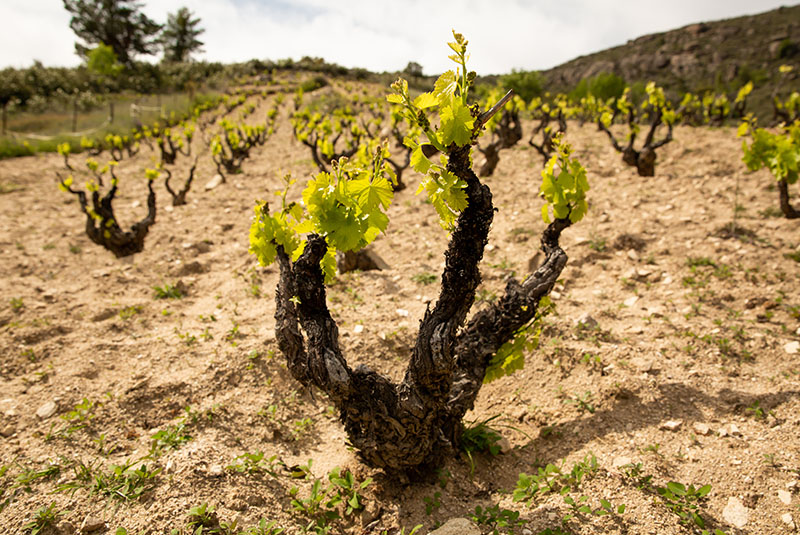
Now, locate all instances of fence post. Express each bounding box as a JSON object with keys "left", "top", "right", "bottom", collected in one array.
[
  {"left": 72, "top": 96, "right": 78, "bottom": 133},
  {"left": 109, "top": 100, "right": 115, "bottom": 124}
]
